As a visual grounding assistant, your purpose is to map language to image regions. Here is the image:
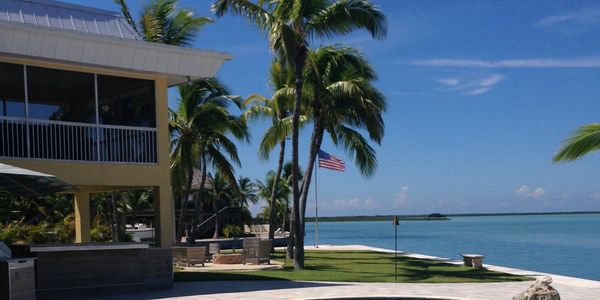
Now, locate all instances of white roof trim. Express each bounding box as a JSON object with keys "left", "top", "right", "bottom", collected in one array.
[{"left": 0, "top": 19, "right": 231, "bottom": 86}]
